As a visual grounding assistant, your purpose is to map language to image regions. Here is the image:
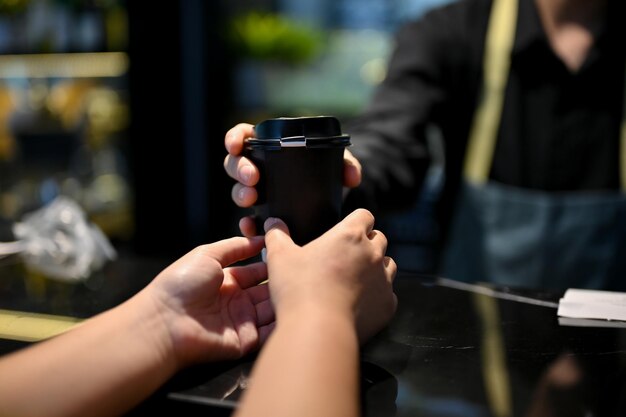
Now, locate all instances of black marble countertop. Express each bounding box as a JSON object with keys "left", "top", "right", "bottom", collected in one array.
[
  {"left": 166, "top": 274, "right": 626, "bottom": 417},
  {"left": 1, "top": 256, "right": 625, "bottom": 416}
]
